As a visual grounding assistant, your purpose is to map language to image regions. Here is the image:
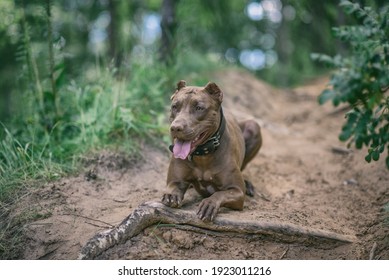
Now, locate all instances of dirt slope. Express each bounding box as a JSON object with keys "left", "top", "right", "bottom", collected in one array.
[{"left": 16, "top": 69, "right": 388, "bottom": 259}]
